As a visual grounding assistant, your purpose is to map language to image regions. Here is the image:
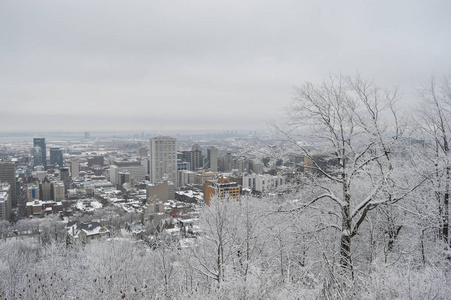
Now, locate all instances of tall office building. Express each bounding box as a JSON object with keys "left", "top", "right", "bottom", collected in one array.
[
  {"left": 40, "top": 176, "right": 52, "bottom": 201},
  {"left": 207, "top": 147, "right": 218, "bottom": 172},
  {"left": 33, "top": 138, "right": 46, "bottom": 168},
  {"left": 50, "top": 147, "right": 63, "bottom": 167},
  {"left": 71, "top": 160, "right": 80, "bottom": 178},
  {"left": 32, "top": 146, "right": 45, "bottom": 167},
  {"left": 0, "top": 183, "right": 11, "bottom": 220},
  {"left": 0, "top": 161, "right": 17, "bottom": 207},
  {"left": 60, "top": 167, "right": 70, "bottom": 192},
  {"left": 149, "top": 136, "right": 177, "bottom": 186},
  {"left": 52, "top": 181, "right": 65, "bottom": 201},
  {"left": 183, "top": 144, "right": 203, "bottom": 171},
  {"left": 219, "top": 152, "right": 232, "bottom": 172}
]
